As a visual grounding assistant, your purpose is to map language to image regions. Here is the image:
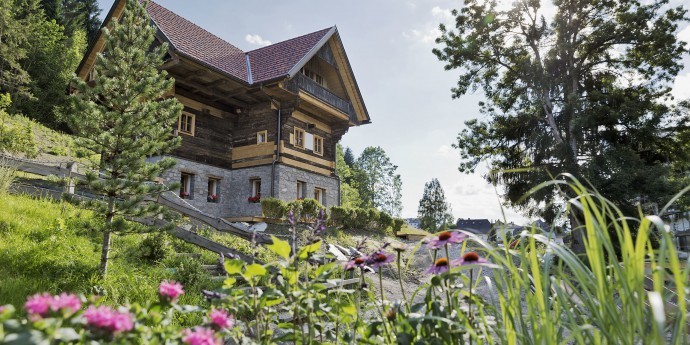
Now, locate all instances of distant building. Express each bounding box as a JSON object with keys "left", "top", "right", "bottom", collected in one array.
[
  {"left": 456, "top": 218, "right": 492, "bottom": 239},
  {"left": 405, "top": 218, "right": 421, "bottom": 229}
]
